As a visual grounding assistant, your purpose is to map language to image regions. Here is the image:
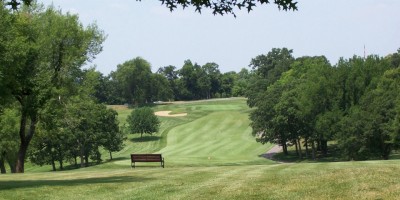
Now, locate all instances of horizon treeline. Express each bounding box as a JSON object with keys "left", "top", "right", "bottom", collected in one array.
[{"left": 92, "top": 58, "right": 250, "bottom": 105}]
